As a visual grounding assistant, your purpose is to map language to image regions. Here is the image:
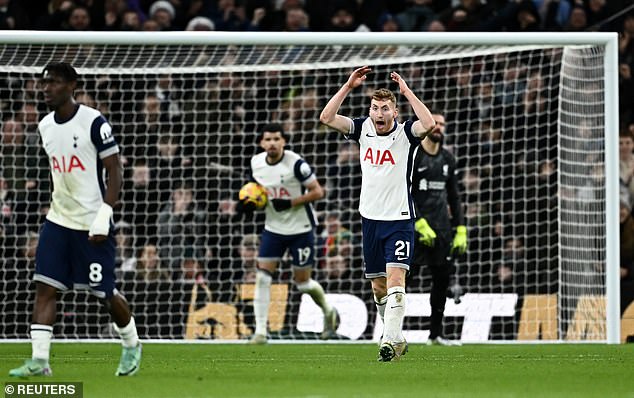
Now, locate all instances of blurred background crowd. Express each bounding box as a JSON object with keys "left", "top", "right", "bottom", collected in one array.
[{"left": 0, "top": 0, "right": 632, "bottom": 34}]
